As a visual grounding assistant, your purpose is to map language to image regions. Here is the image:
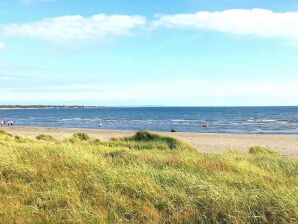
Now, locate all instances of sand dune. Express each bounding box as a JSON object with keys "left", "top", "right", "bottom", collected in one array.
[{"left": 1, "top": 126, "right": 297, "bottom": 157}]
